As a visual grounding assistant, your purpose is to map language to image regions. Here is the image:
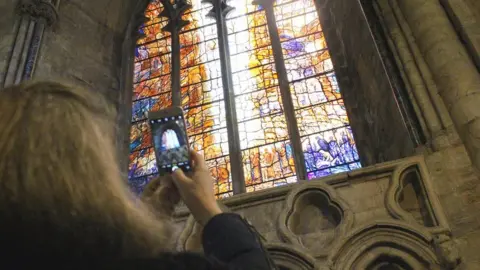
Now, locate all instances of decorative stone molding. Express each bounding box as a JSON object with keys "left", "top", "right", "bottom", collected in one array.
[
  {"left": 158, "top": 0, "right": 191, "bottom": 33},
  {"left": 327, "top": 220, "right": 442, "bottom": 270},
  {"left": 203, "top": 0, "right": 235, "bottom": 18},
  {"left": 18, "top": 0, "right": 59, "bottom": 26},
  {"left": 395, "top": 0, "right": 480, "bottom": 171},
  {"left": 4, "top": 0, "right": 60, "bottom": 86},
  {"left": 266, "top": 243, "right": 317, "bottom": 270},
  {"left": 385, "top": 156, "right": 450, "bottom": 234},
  {"left": 373, "top": 0, "right": 456, "bottom": 150},
  {"left": 433, "top": 233, "right": 461, "bottom": 269},
  {"left": 278, "top": 182, "right": 353, "bottom": 257}
]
